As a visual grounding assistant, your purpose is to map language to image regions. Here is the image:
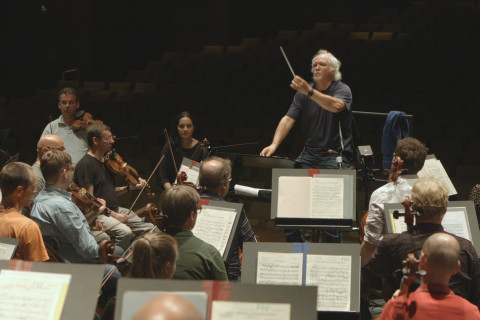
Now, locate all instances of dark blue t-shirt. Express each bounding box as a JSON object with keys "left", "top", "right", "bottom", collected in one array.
[{"left": 286, "top": 81, "right": 353, "bottom": 159}]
